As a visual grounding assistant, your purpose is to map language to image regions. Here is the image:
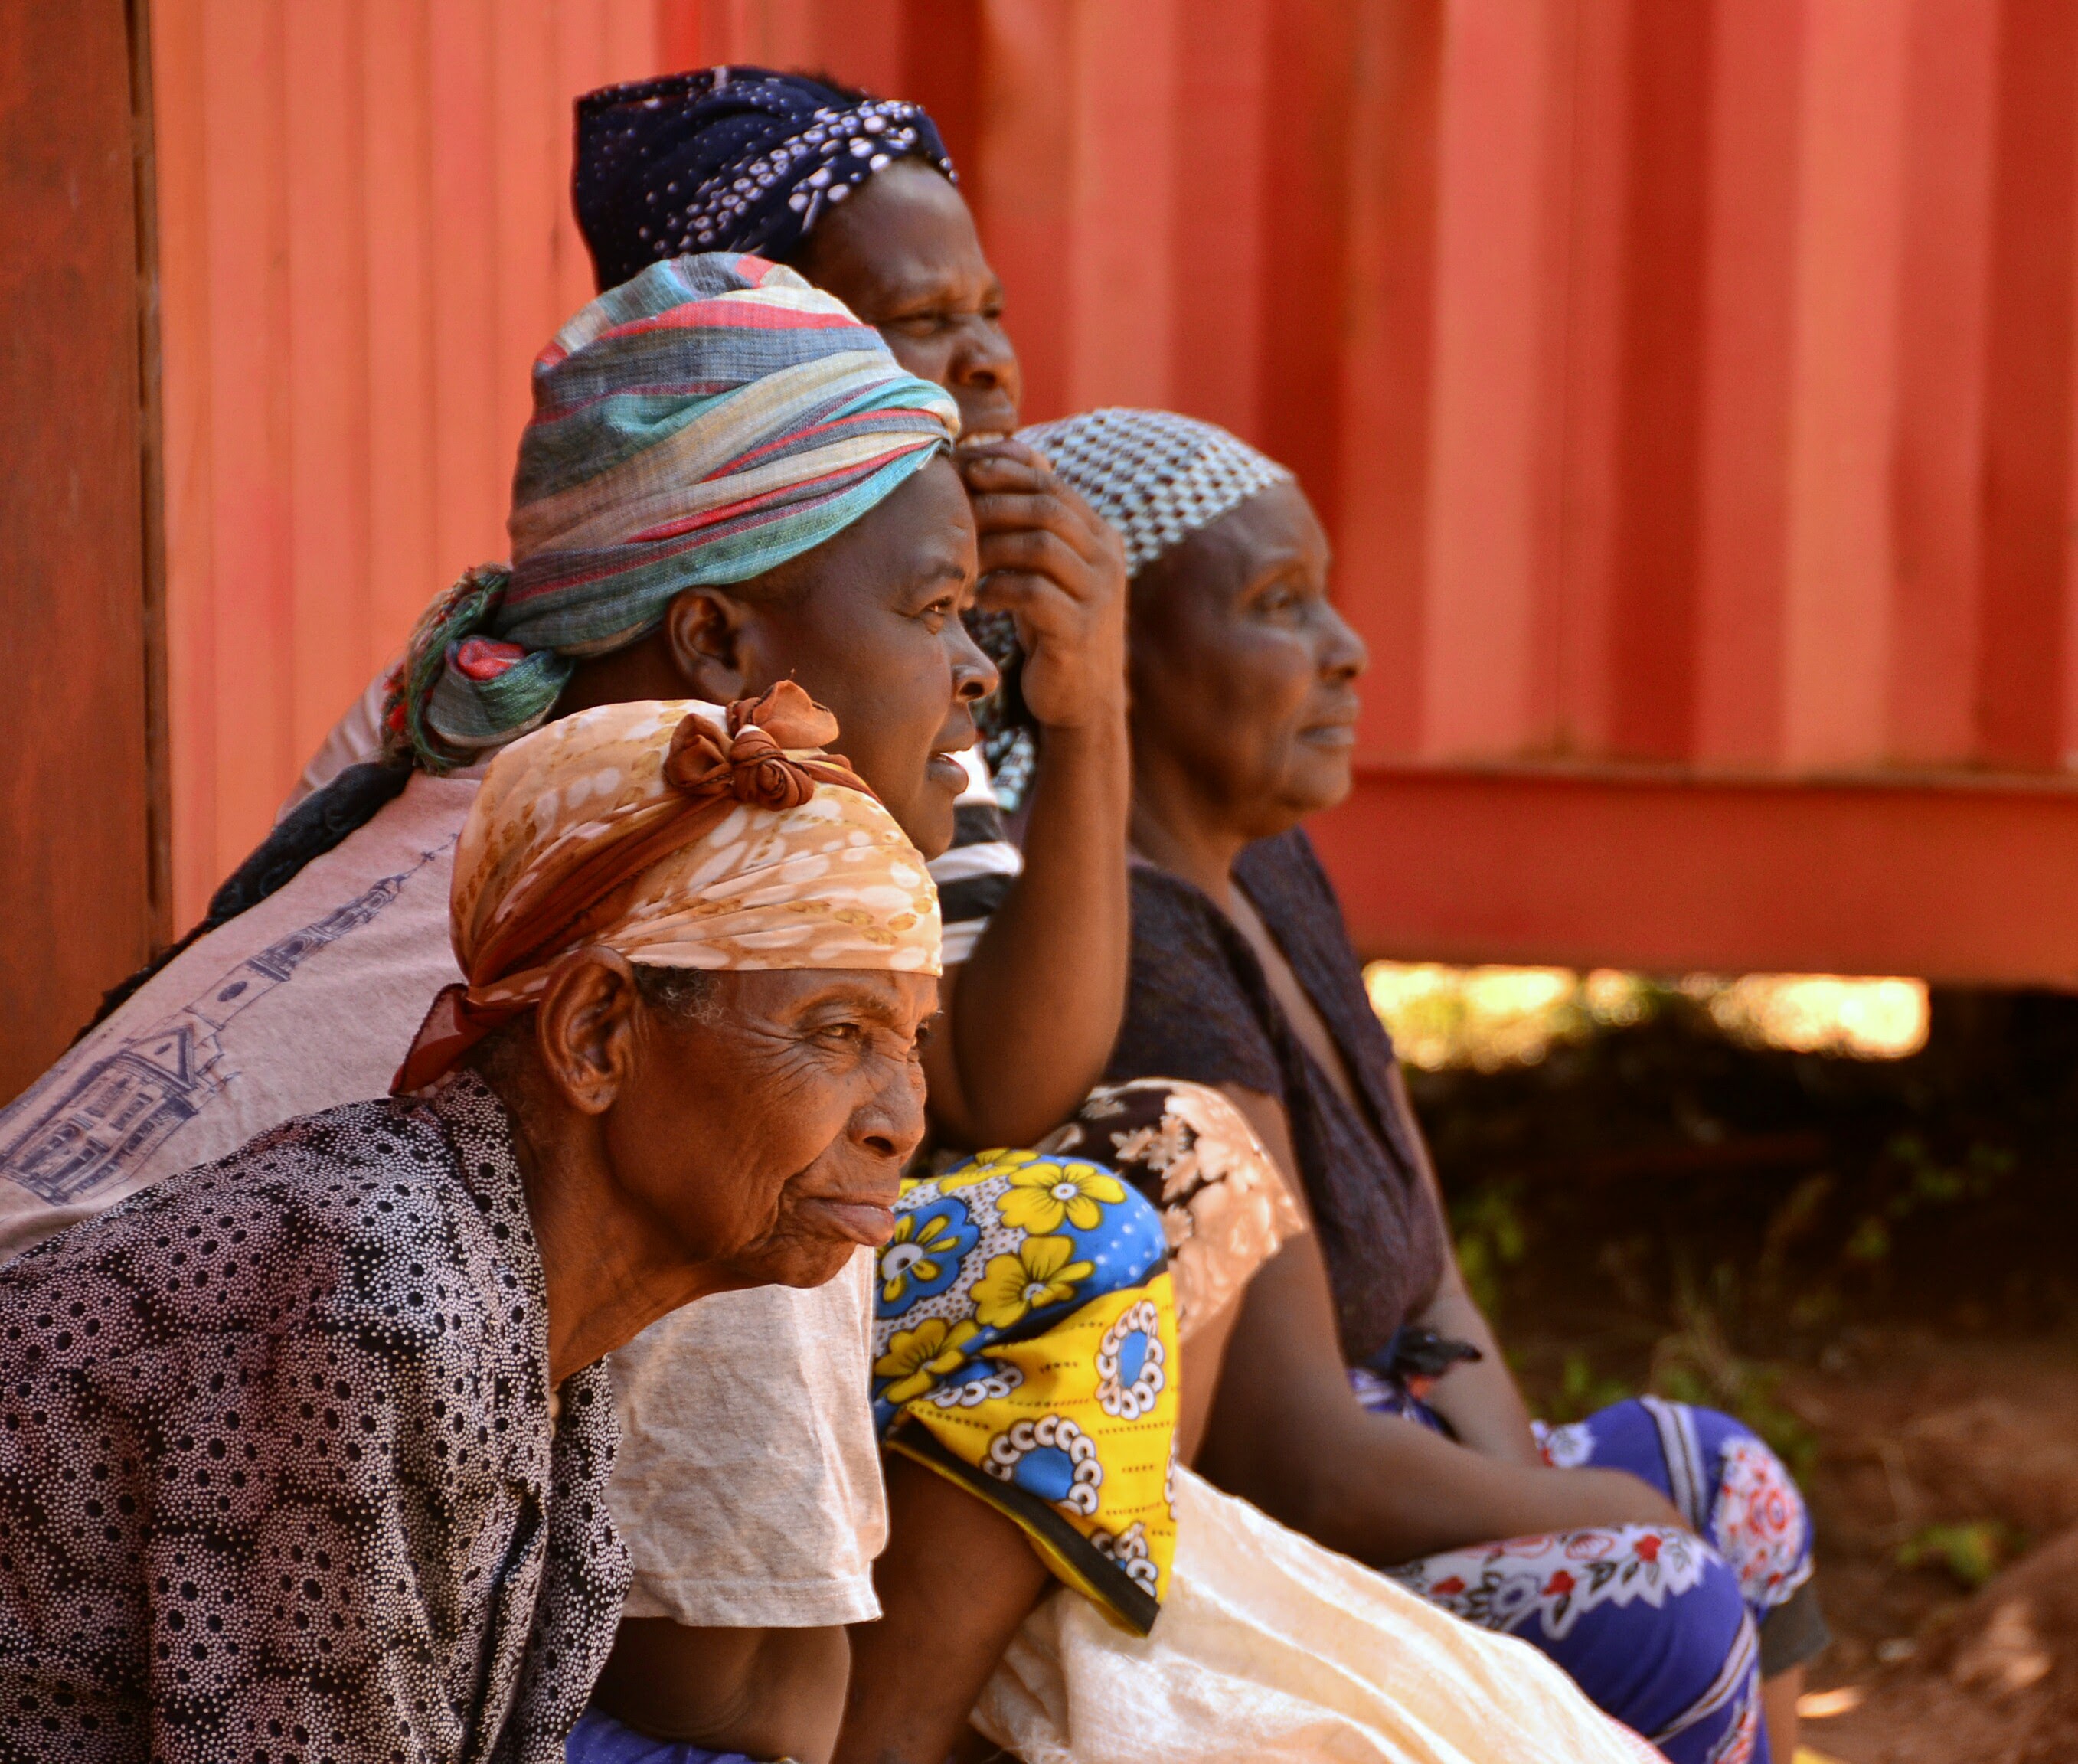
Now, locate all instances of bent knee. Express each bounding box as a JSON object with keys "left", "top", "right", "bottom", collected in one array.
[{"left": 1566, "top": 1534, "right": 1759, "bottom": 1747}]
